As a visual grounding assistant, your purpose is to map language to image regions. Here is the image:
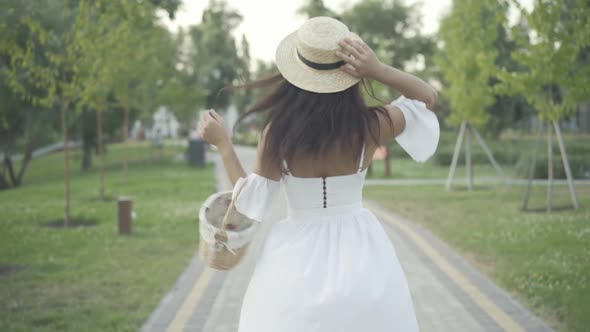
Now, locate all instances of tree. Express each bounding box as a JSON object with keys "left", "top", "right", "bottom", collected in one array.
[
  {"left": 232, "top": 35, "right": 253, "bottom": 114},
  {"left": 435, "top": 0, "right": 510, "bottom": 190},
  {"left": 73, "top": 0, "right": 118, "bottom": 198},
  {"left": 187, "top": 0, "right": 246, "bottom": 111},
  {"left": 100, "top": 0, "right": 166, "bottom": 183},
  {"left": 297, "top": 0, "right": 337, "bottom": 18},
  {"left": 0, "top": 0, "right": 83, "bottom": 226},
  {"left": 485, "top": 16, "right": 535, "bottom": 137},
  {"left": 496, "top": 0, "right": 590, "bottom": 211},
  {"left": 0, "top": 0, "right": 62, "bottom": 190}
]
